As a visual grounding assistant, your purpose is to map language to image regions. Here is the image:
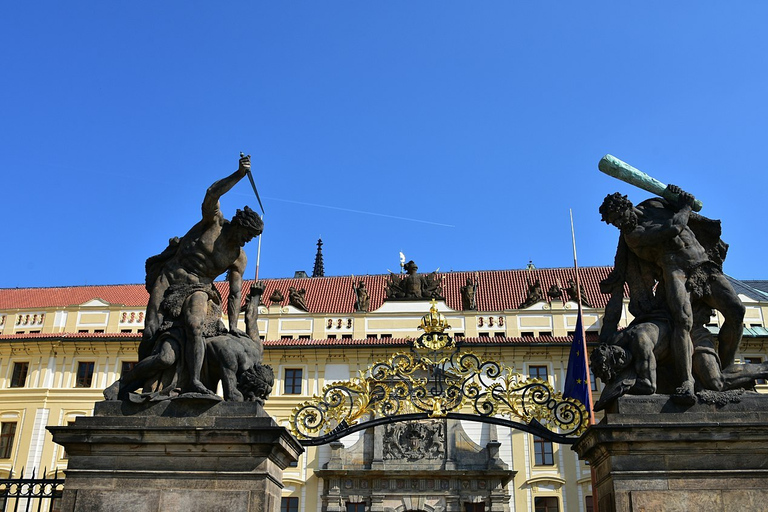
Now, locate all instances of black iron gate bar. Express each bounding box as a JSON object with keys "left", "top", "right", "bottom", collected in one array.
[{"left": 0, "top": 467, "right": 64, "bottom": 512}]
